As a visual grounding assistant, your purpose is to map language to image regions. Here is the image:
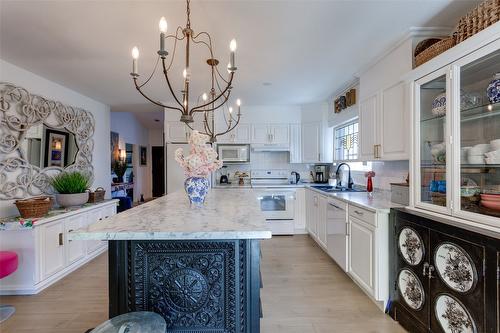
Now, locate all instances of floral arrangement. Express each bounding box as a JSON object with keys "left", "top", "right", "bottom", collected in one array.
[
  {"left": 365, "top": 171, "right": 376, "bottom": 178},
  {"left": 175, "top": 131, "right": 222, "bottom": 178}
]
